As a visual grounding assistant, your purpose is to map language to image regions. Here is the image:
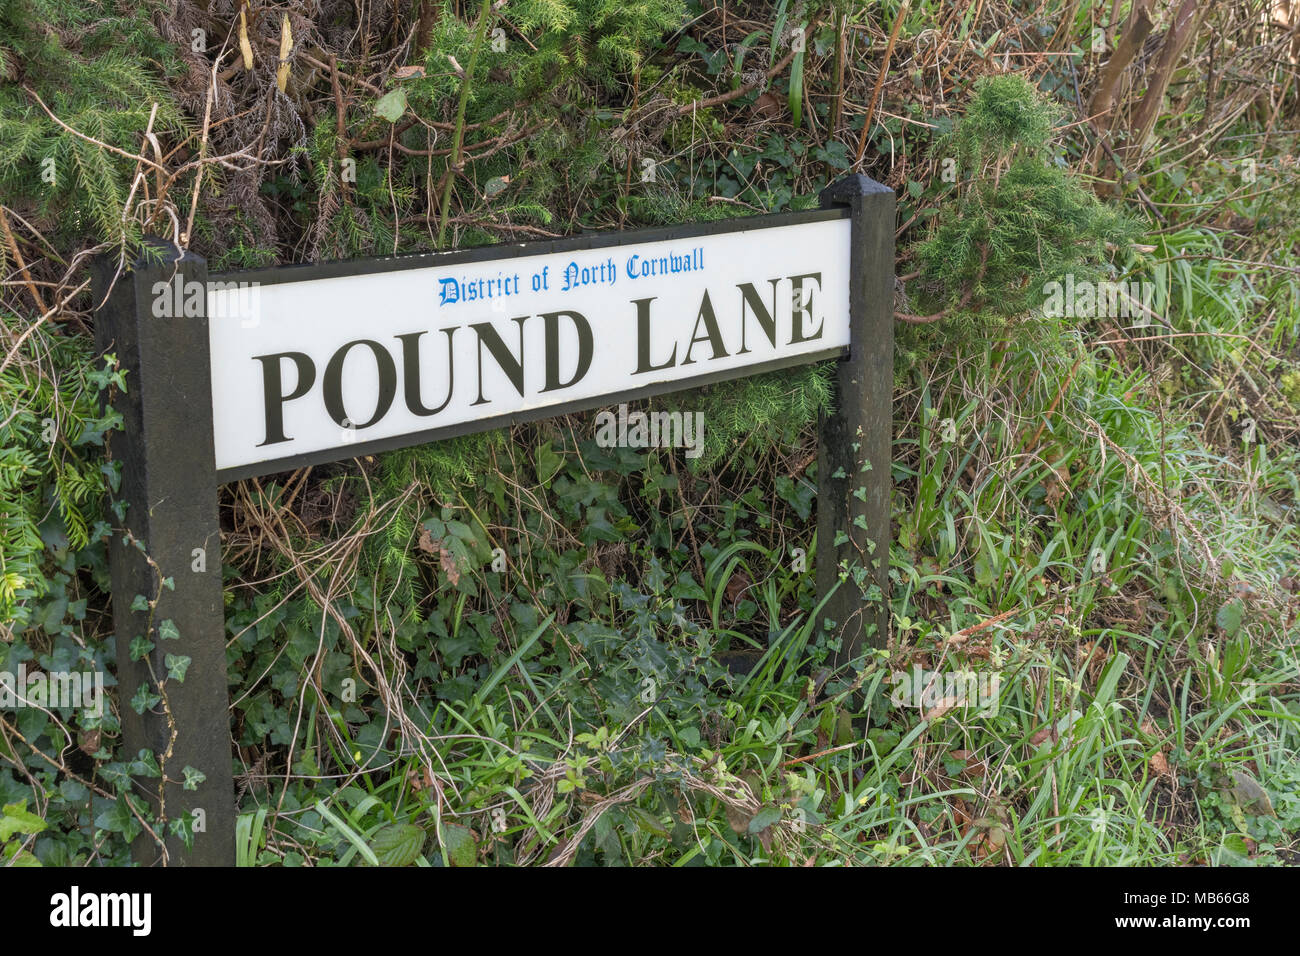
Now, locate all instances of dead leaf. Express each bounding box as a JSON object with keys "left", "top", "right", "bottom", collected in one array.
[
  {"left": 1222, "top": 770, "right": 1274, "bottom": 817},
  {"left": 752, "top": 91, "right": 783, "bottom": 120},
  {"left": 724, "top": 571, "right": 752, "bottom": 606},
  {"left": 950, "top": 749, "right": 987, "bottom": 779},
  {"left": 79, "top": 729, "right": 101, "bottom": 757},
  {"left": 440, "top": 546, "right": 461, "bottom": 586},
  {"left": 276, "top": 13, "right": 292, "bottom": 93},
  {"left": 238, "top": 7, "right": 254, "bottom": 70},
  {"left": 1150, "top": 750, "right": 1172, "bottom": 780},
  {"left": 417, "top": 528, "right": 436, "bottom": 554},
  {"left": 393, "top": 65, "right": 426, "bottom": 79},
  {"left": 922, "top": 696, "right": 958, "bottom": 720}
]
